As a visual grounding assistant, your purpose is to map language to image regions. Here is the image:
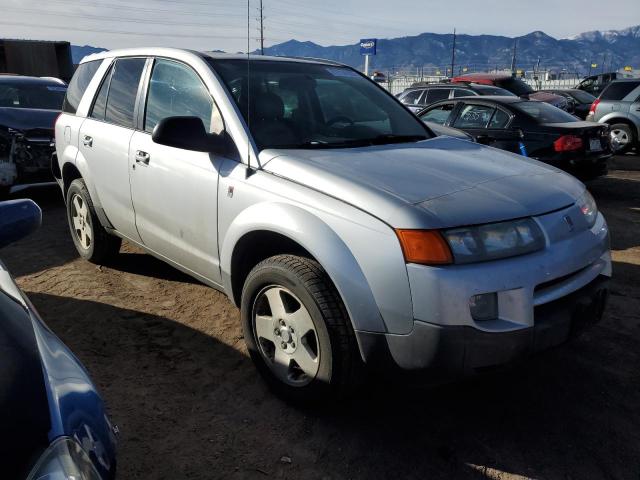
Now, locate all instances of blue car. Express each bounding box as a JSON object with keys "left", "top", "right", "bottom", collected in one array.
[{"left": 0, "top": 200, "right": 117, "bottom": 479}]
